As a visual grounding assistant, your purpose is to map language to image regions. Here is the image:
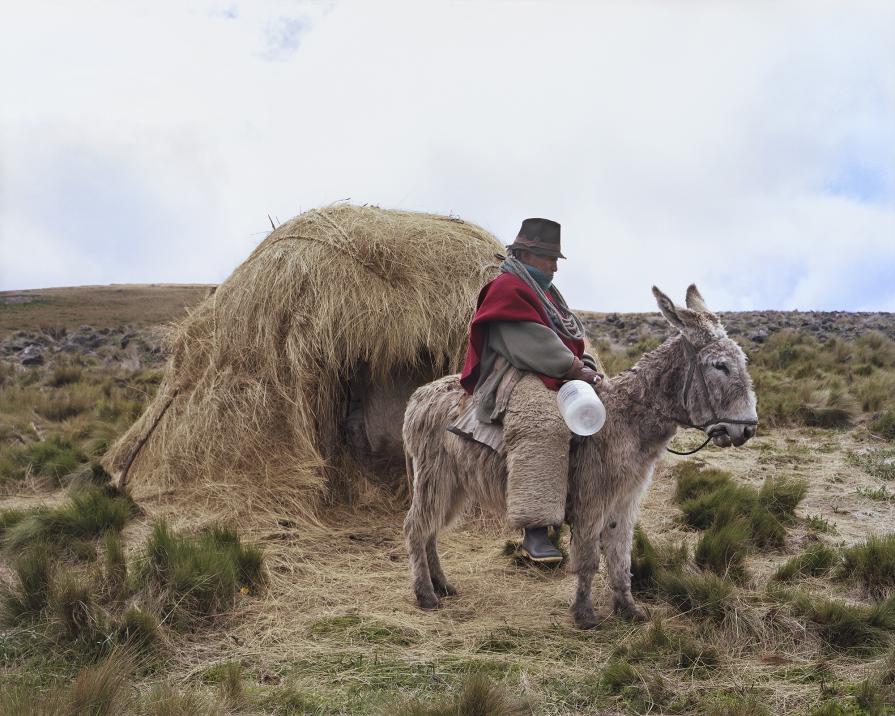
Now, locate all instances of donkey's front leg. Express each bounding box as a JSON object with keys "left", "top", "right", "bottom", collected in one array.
[
  {"left": 570, "top": 522, "right": 603, "bottom": 629},
  {"left": 600, "top": 503, "right": 647, "bottom": 622}
]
